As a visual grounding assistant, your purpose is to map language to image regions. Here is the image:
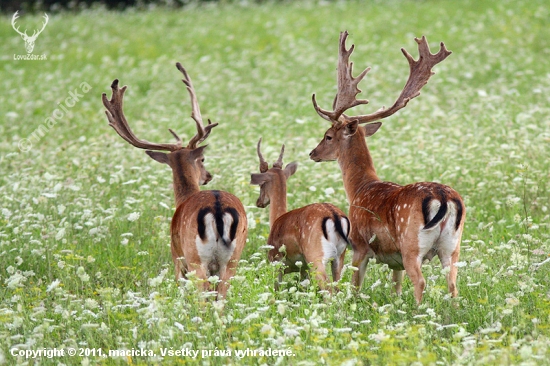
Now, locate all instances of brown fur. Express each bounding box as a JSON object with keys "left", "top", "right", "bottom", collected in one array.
[
  {"left": 268, "top": 203, "right": 349, "bottom": 289},
  {"left": 310, "top": 122, "right": 465, "bottom": 304},
  {"left": 171, "top": 189, "right": 247, "bottom": 298},
  {"left": 251, "top": 141, "right": 349, "bottom": 290}
]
